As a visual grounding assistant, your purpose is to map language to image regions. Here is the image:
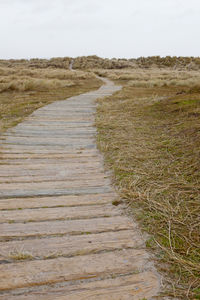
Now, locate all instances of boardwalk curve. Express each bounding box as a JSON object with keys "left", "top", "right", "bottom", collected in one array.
[{"left": 0, "top": 78, "right": 160, "bottom": 299}]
